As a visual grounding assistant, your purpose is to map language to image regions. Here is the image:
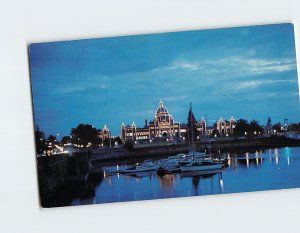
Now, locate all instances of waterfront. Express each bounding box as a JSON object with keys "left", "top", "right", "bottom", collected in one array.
[{"left": 69, "top": 146, "right": 300, "bottom": 205}]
